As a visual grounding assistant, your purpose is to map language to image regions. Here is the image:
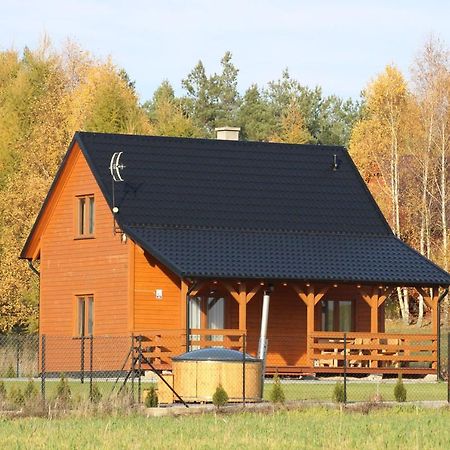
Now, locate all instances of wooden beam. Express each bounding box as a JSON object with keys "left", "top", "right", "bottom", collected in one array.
[
  {"left": 220, "top": 281, "right": 240, "bottom": 303},
  {"left": 238, "top": 283, "right": 247, "bottom": 332},
  {"left": 377, "top": 287, "right": 395, "bottom": 307},
  {"left": 200, "top": 297, "right": 208, "bottom": 331},
  {"left": 292, "top": 283, "right": 312, "bottom": 305},
  {"left": 180, "top": 280, "right": 188, "bottom": 330},
  {"left": 358, "top": 287, "right": 380, "bottom": 334},
  {"left": 415, "top": 288, "right": 440, "bottom": 335},
  {"left": 313, "top": 286, "right": 330, "bottom": 305},
  {"left": 188, "top": 281, "right": 207, "bottom": 298},
  {"left": 246, "top": 284, "right": 262, "bottom": 304},
  {"left": 415, "top": 287, "right": 430, "bottom": 303}
]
